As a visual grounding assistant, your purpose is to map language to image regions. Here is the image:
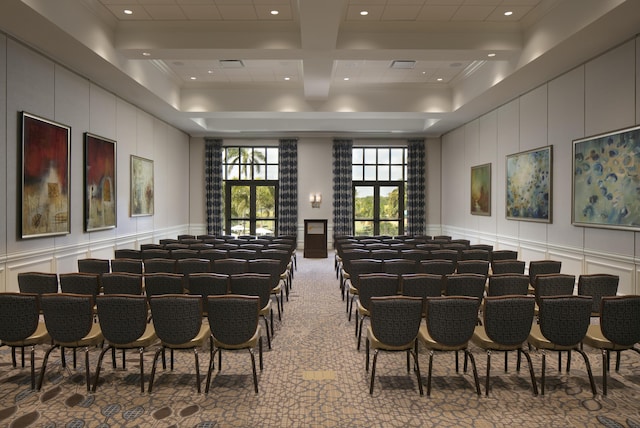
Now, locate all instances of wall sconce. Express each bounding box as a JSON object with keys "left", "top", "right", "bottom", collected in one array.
[{"left": 309, "top": 193, "right": 322, "bottom": 208}]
